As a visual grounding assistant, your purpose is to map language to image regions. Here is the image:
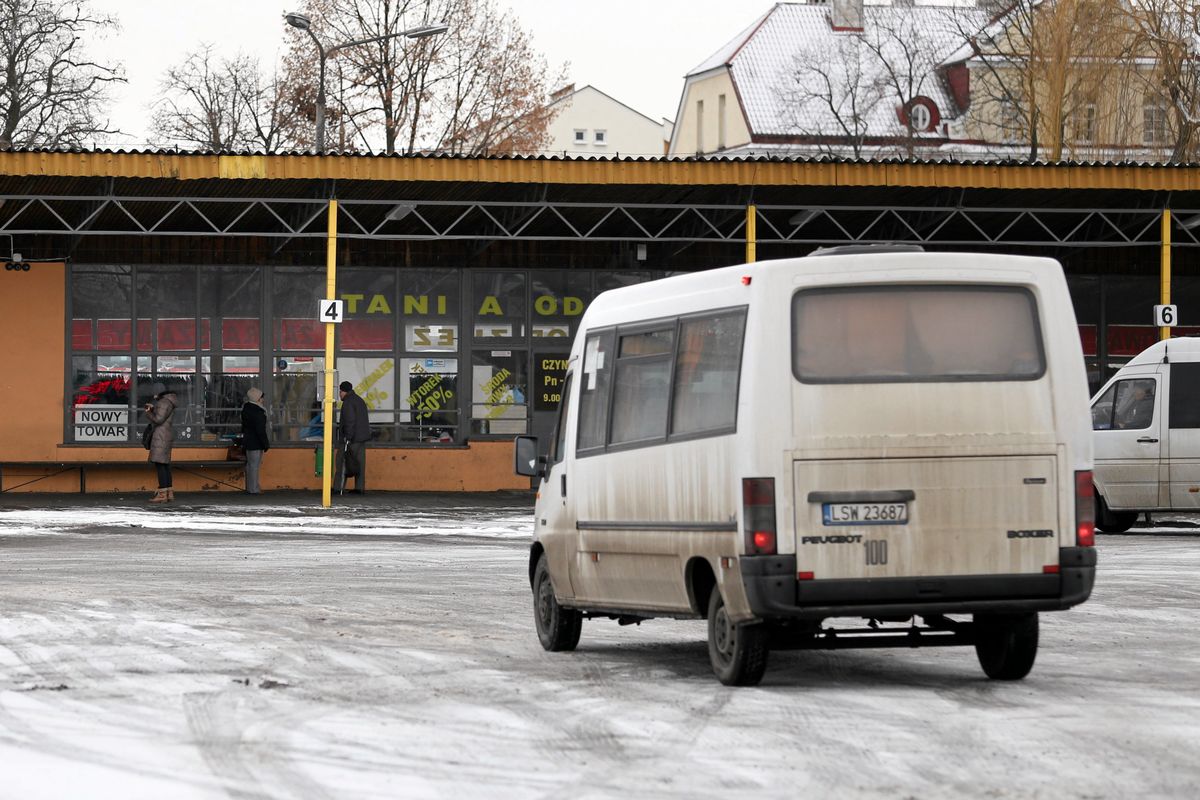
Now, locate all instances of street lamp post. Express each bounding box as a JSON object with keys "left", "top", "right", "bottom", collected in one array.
[{"left": 284, "top": 12, "right": 448, "bottom": 153}]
